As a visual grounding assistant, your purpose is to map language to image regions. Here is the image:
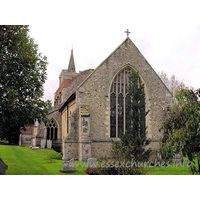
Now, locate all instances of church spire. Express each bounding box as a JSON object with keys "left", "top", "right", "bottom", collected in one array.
[{"left": 68, "top": 48, "right": 76, "bottom": 71}]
